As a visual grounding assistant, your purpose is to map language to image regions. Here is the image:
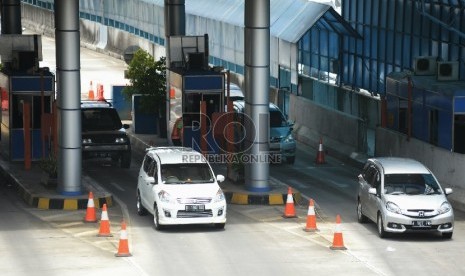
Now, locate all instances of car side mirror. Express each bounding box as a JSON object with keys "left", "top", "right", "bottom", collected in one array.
[
  {"left": 368, "top": 187, "right": 377, "bottom": 195},
  {"left": 444, "top": 188, "right": 453, "bottom": 195},
  {"left": 123, "top": 124, "right": 130, "bottom": 129},
  {"left": 288, "top": 120, "right": 295, "bottom": 127},
  {"left": 146, "top": 176, "right": 157, "bottom": 185},
  {"left": 216, "top": 174, "right": 225, "bottom": 183}
]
